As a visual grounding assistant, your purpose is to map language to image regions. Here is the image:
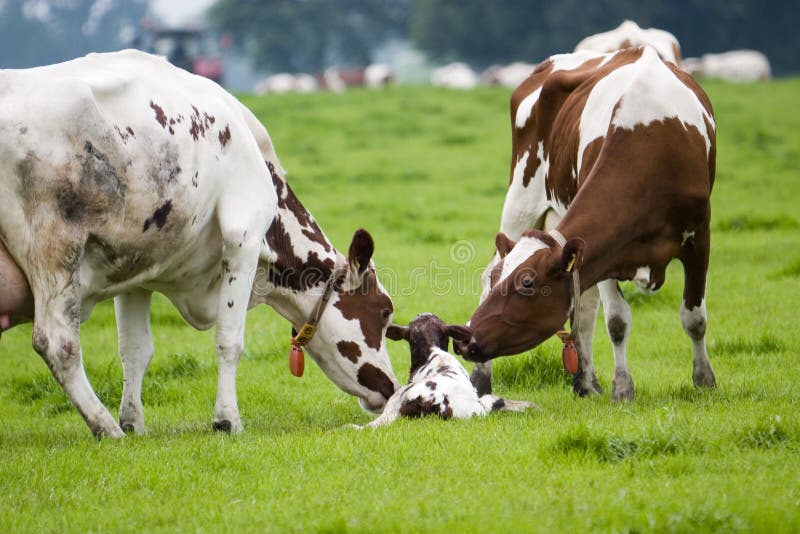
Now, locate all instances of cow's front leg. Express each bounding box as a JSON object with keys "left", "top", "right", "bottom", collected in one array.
[
  {"left": 598, "top": 280, "right": 634, "bottom": 401},
  {"left": 212, "top": 227, "right": 262, "bottom": 434},
  {"left": 32, "top": 271, "right": 123, "bottom": 438},
  {"left": 573, "top": 284, "right": 603, "bottom": 396},
  {"left": 470, "top": 362, "right": 493, "bottom": 396},
  {"left": 115, "top": 289, "right": 154, "bottom": 434}
]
